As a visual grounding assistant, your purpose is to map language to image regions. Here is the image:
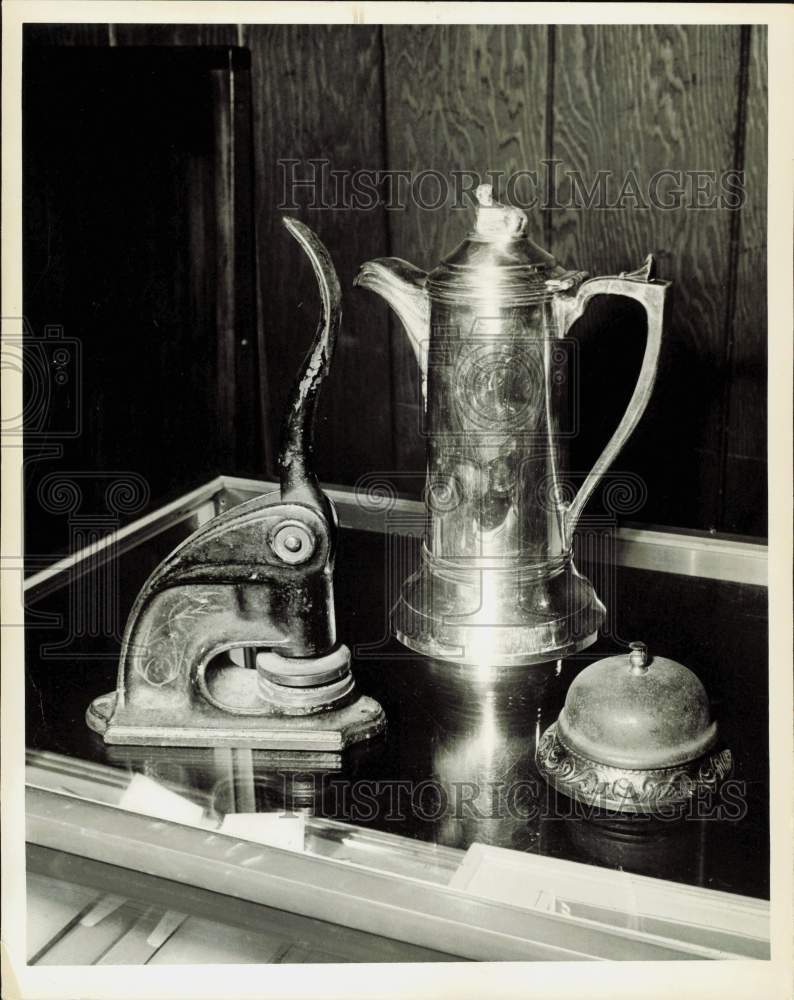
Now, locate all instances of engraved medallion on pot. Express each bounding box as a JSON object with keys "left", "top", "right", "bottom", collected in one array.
[{"left": 536, "top": 642, "right": 732, "bottom": 814}]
